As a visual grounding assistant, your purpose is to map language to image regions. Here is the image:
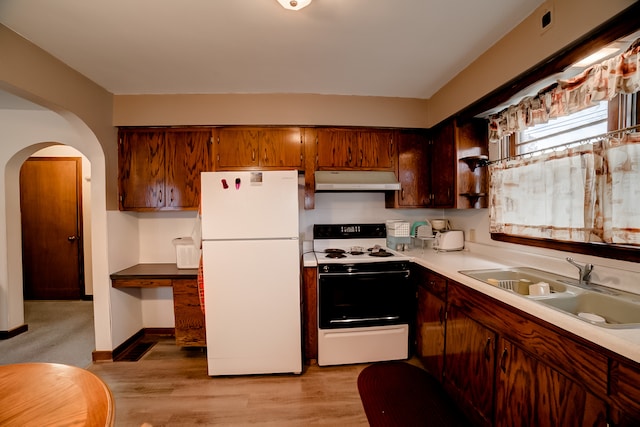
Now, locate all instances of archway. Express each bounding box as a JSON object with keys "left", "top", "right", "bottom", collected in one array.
[{"left": 0, "top": 101, "right": 113, "bottom": 357}]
